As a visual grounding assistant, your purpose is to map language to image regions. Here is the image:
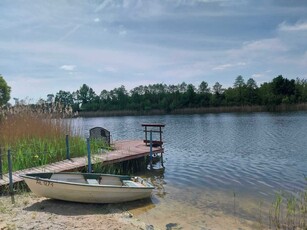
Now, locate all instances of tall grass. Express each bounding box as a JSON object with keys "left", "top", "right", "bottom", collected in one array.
[
  {"left": 268, "top": 181, "right": 307, "bottom": 229},
  {"left": 0, "top": 103, "right": 100, "bottom": 174}
]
